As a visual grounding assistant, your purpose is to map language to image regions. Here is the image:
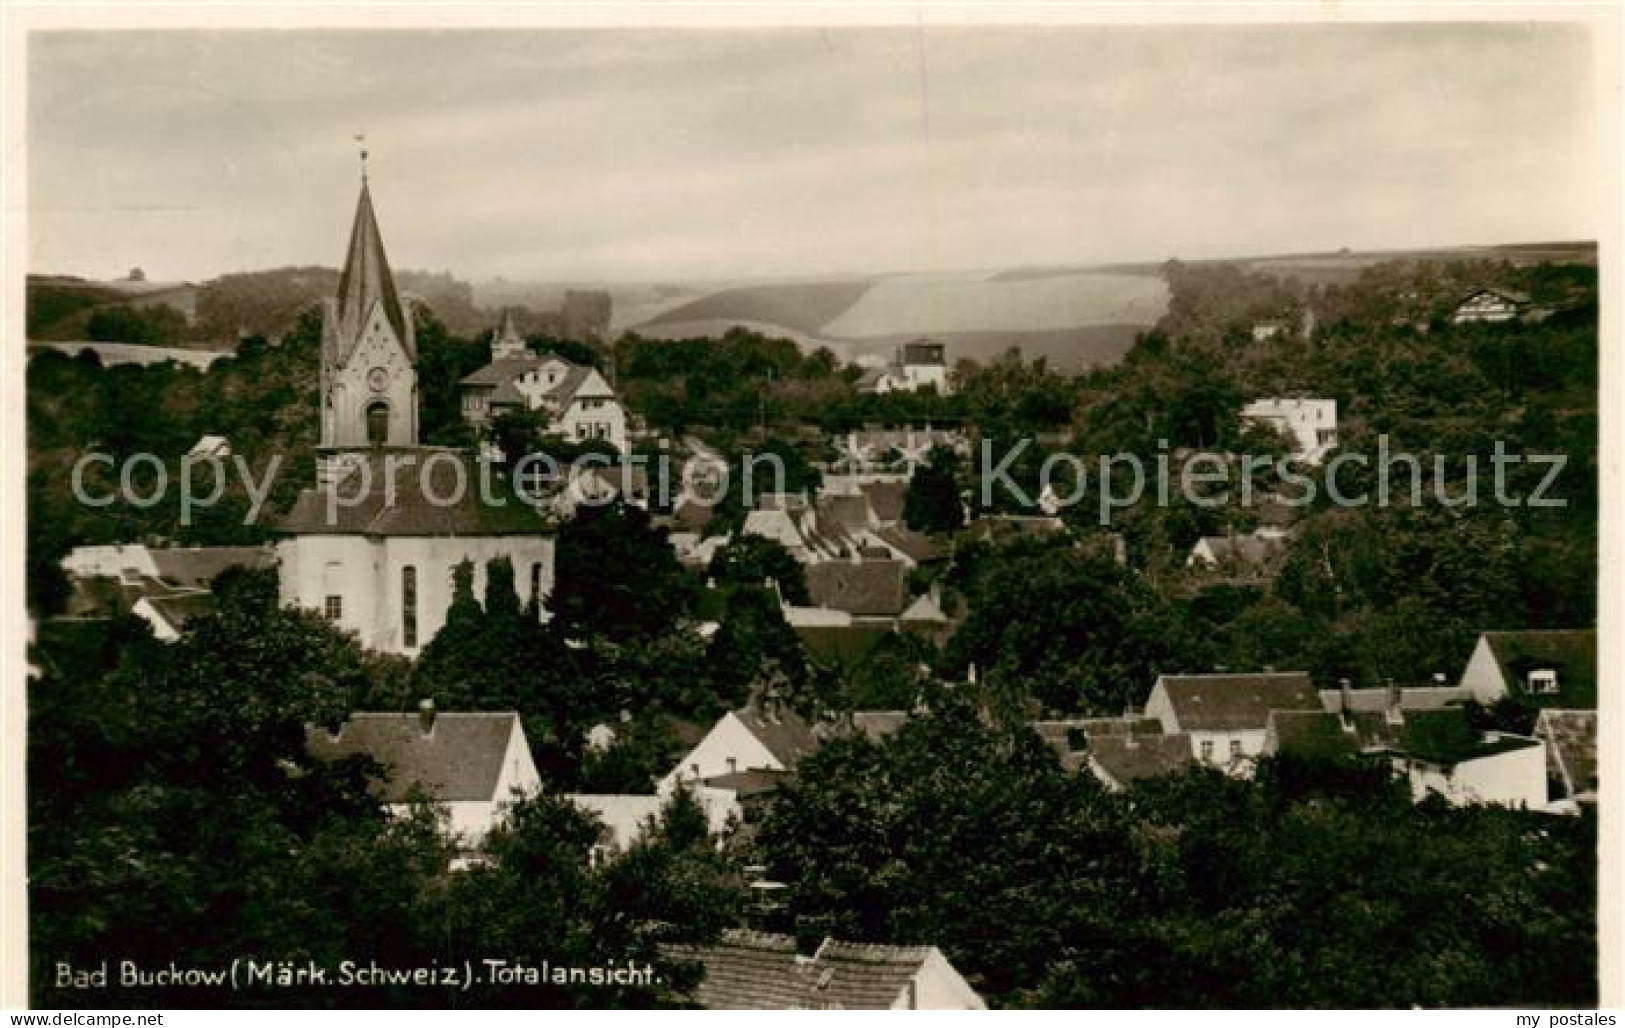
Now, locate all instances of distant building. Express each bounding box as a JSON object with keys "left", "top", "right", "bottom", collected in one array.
[
  {"left": 661, "top": 704, "right": 819, "bottom": 797},
  {"left": 1187, "top": 527, "right": 1291, "bottom": 576},
  {"left": 673, "top": 930, "right": 985, "bottom": 1010},
  {"left": 1240, "top": 398, "right": 1338, "bottom": 464},
  {"left": 187, "top": 434, "right": 231, "bottom": 459},
  {"left": 856, "top": 339, "right": 951, "bottom": 395},
  {"left": 1452, "top": 287, "right": 1530, "bottom": 325},
  {"left": 1145, "top": 671, "right": 1324, "bottom": 772},
  {"left": 304, "top": 703, "right": 541, "bottom": 849},
  {"left": 458, "top": 310, "right": 628, "bottom": 453},
  {"left": 131, "top": 592, "right": 217, "bottom": 642},
  {"left": 1458, "top": 629, "right": 1596, "bottom": 710}
]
